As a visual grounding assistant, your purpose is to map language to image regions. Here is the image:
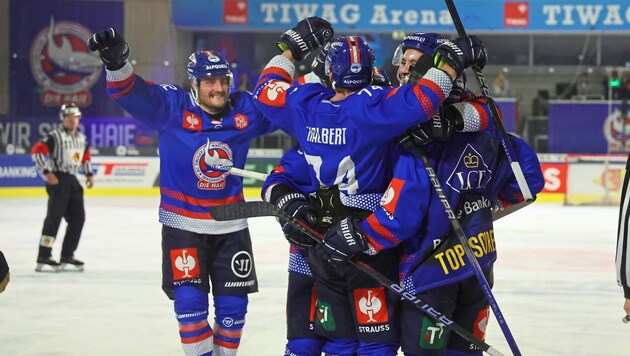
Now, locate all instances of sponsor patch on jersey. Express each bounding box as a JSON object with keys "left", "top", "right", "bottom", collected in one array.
[
  {"left": 353, "top": 287, "right": 389, "bottom": 325},
  {"left": 473, "top": 307, "right": 490, "bottom": 340},
  {"left": 233, "top": 113, "right": 249, "bottom": 130},
  {"left": 446, "top": 144, "right": 492, "bottom": 193},
  {"left": 170, "top": 248, "right": 200, "bottom": 280},
  {"left": 183, "top": 111, "right": 202, "bottom": 131},
  {"left": 419, "top": 317, "right": 448, "bottom": 350},
  {"left": 504, "top": 2, "right": 529, "bottom": 28},
  {"left": 315, "top": 300, "right": 336, "bottom": 332},
  {"left": 380, "top": 178, "right": 405, "bottom": 214}
]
